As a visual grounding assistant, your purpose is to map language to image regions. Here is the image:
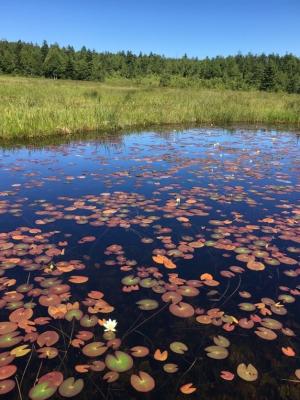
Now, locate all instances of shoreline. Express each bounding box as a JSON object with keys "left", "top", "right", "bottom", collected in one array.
[
  {"left": 1, "top": 123, "right": 299, "bottom": 149},
  {"left": 1, "top": 75, "right": 300, "bottom": 141}
]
